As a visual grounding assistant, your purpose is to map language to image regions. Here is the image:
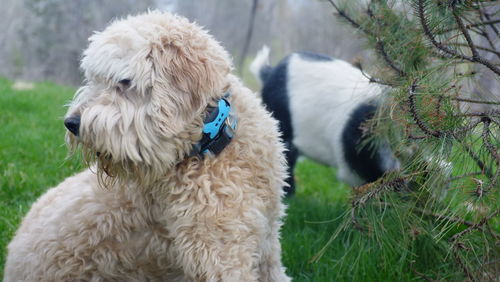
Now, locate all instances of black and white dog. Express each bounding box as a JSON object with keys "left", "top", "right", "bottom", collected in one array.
[{"left": 250, "top": 46, "right": 400, "bottom": 196}]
